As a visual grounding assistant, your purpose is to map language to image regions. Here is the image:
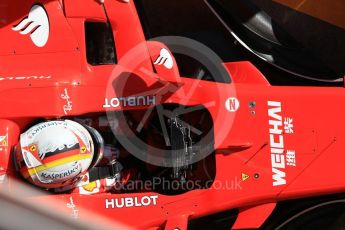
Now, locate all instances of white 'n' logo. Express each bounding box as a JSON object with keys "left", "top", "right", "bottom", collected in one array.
[{"left": 12, "top": 5, "right": 50, "bottom": 47}]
